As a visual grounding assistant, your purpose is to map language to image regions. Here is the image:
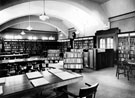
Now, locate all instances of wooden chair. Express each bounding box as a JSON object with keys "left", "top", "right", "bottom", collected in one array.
[
  {"left": 116, "top": 60, "right": 129, "bottom": 80},
  {"left": 0, "top": 69, "right": 9, "bottom": 77},
  {"left": 40, "top": 59, "right": 55, "bottom": 71},
  {"left": 62, "top": 83, "right": 99, "bottom": 98},
  {"left": 125, "top": 60, "right": 135, "bottom": 80}
]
